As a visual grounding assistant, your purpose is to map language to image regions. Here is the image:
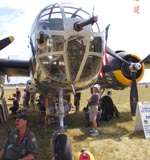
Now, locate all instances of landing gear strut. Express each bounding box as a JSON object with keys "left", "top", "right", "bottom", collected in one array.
[{"left": 50, "top": 89, "right": 72, "bottom": 160}]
